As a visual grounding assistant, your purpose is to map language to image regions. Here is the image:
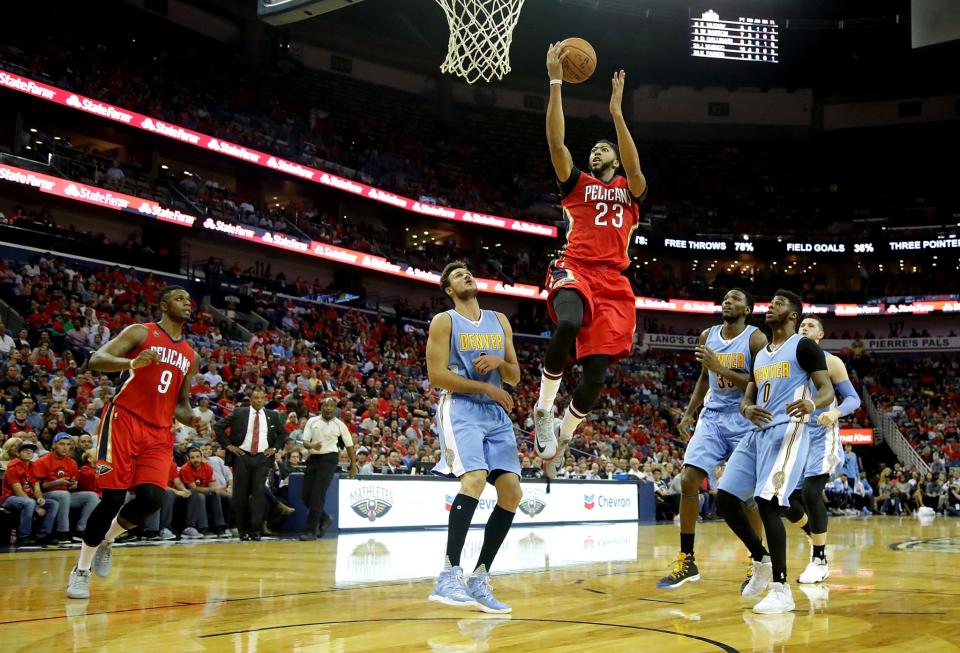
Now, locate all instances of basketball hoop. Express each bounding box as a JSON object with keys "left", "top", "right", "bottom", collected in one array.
[{"left": 434, "top": 0, "right": 526, "bottom": 84}]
